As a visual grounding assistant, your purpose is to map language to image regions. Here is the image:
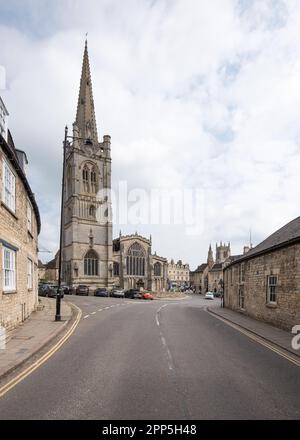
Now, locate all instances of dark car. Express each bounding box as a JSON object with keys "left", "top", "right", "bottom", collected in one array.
[
  {"left": 39, "top": 284, "right": 64, "bottom": 298},
  {"left": 76, "top": 285, "right": 89, "bottom": 296},
  {"left": 94, "top": 288, "right": 109, "bottom": 297},
  {"left": 62, "top": 285, "right": 72, "bottom": 295},
  {"left": 124, "top": 289, "right": 140, "bottom": 299}
]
